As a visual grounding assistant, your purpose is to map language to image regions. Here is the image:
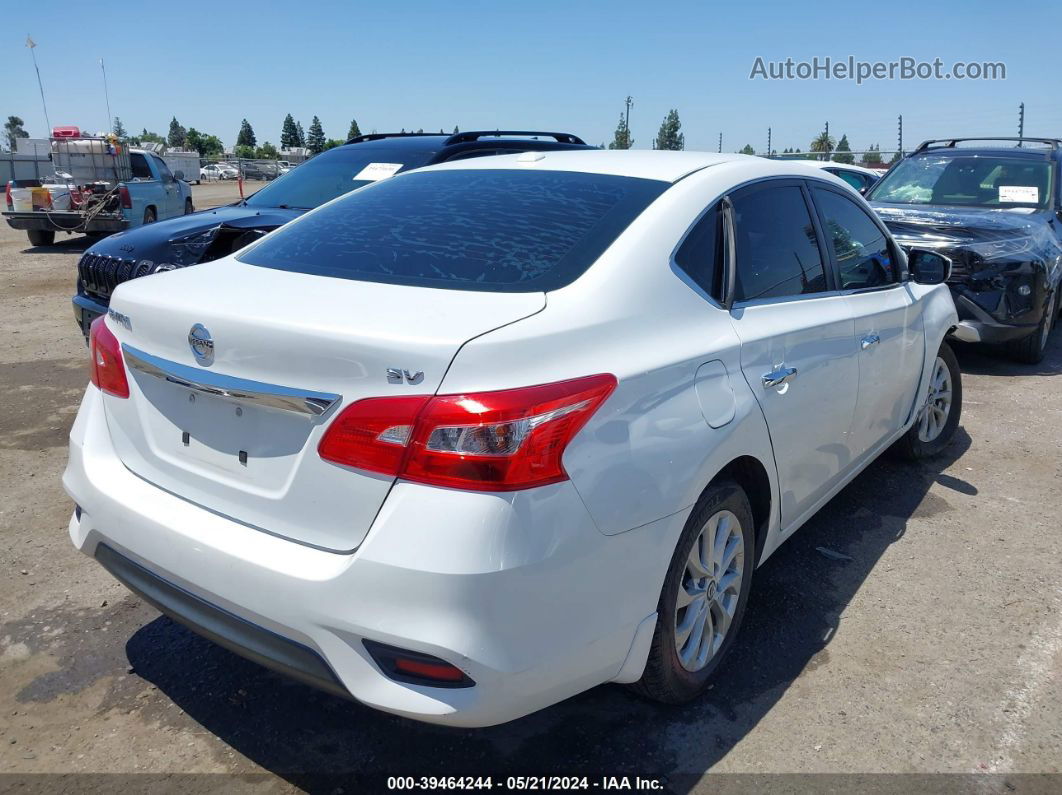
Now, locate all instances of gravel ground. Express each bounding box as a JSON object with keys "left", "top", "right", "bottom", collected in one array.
[{"left": 0, "top": 182, "right": 1059, "bottom": 792}]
